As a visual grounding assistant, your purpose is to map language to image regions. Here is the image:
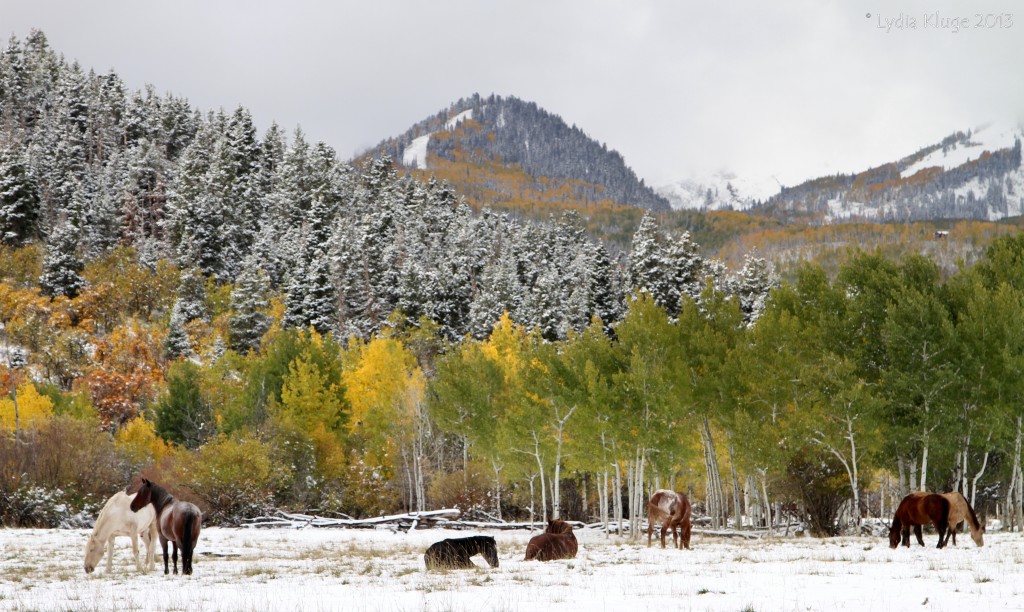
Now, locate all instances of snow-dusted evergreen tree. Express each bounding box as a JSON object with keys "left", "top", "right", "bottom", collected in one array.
[
  {"left": 228, "top": 257, "right": 270, "bottom": 353},
  {"left": 164, "top": 306, "right": 192, "bottom": 360},
  {"left": 665, "top": 230, "right": 704, "bottom": 311},
  {"left": 731, "top": 253, "right": 776, "bottom": 326},
  {"left": 39, "top": 220, "right": 86, "bottom": 299},
  {"left": 301, "top": 245, "right": 337, "bottom": 334},
  {"left": 626, "top": 212, "right": 667, "bottom": 305},
  {"left": 0, "top": 142, "right": 40, "bottom": 246},
  {"left": 173, "top": 268, "right": 208, "bottom": 323}
]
